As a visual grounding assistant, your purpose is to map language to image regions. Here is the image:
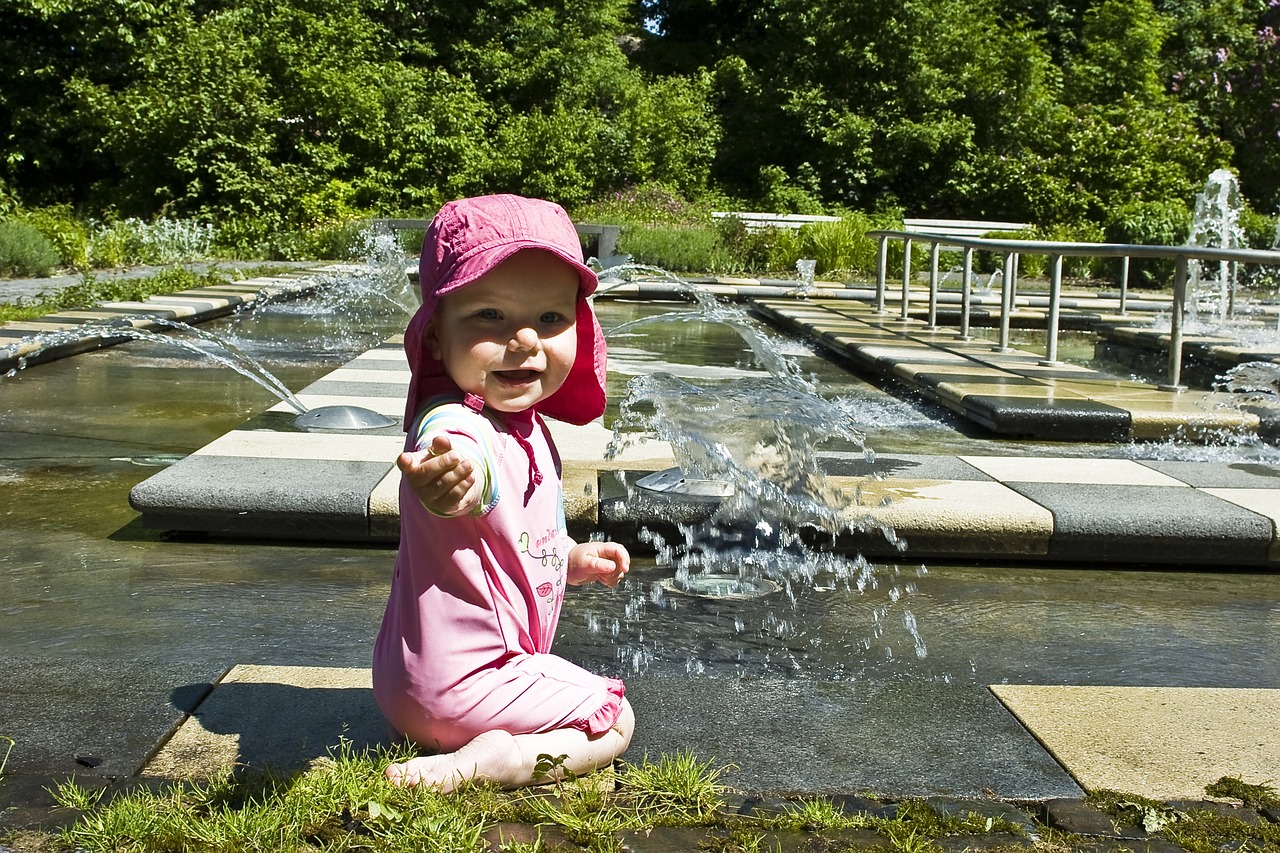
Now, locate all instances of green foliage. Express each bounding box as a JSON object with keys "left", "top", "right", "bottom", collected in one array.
[
  {"left": 1239, "top": 208, "right": 1280, "bottom": 251},
  {"left": 1065, "top": 0, "right": 1169, "bottom": 105},
  {"left": 619, "top": 223, "right": 731, "bottom": 273},
  {"left": 14, "top": 205, "right": 90, "bottom": 268},
  {"left": 0, "top": 220, "right": 62, "bottom": 277},
  {"left": 614, "top": 750, "right": 727, "bottom": 824},
  {"left": 796, "top": 214, "right": 886, "bottom": 277},
  {"left": 4, "top": 0, "right": 1280, "bottom": 236},
  {"left": 1105, "top": 198, "right": 1193, "bottom": 286}
]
